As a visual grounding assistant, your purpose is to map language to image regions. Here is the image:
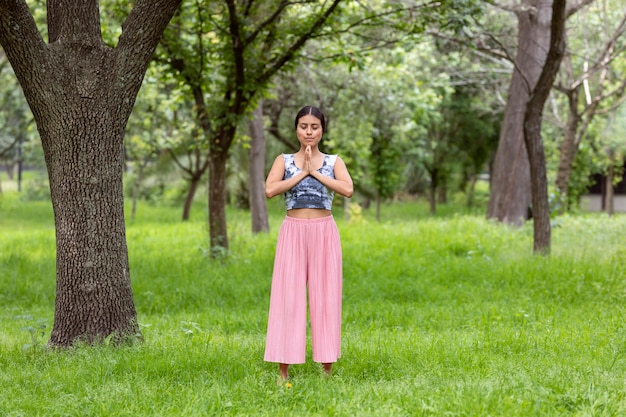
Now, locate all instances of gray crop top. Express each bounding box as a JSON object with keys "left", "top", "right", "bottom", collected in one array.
[{"left": 283, "top": 153, "right": 337, "bottom": 210}]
